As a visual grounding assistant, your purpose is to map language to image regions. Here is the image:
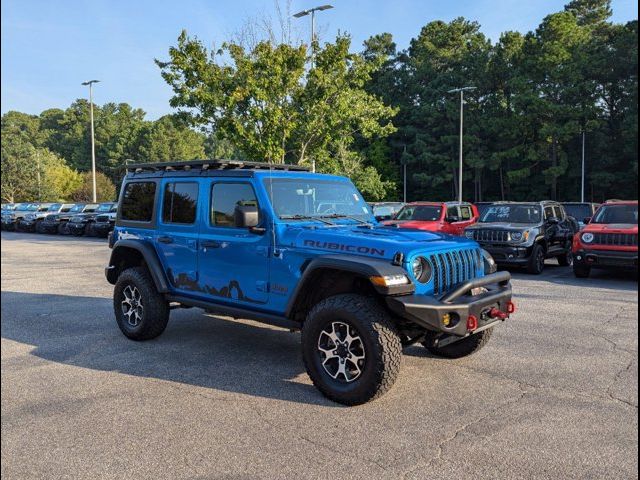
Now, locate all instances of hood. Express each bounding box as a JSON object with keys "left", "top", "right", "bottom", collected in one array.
[
  {"left": 279, "top": 223, "right": 474, "bottom": 260},
  {"left": 383, "top": 220, "right": 443, "bottom": 231},
  {"left": 69, "top": 212, "right": 96, "bottom": 222},
  {"left": 466, "top": 222, "right": 539, "bottom": 230},
  {"left": 583, "top": 223, "right": 638, "bottom": 234}
]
